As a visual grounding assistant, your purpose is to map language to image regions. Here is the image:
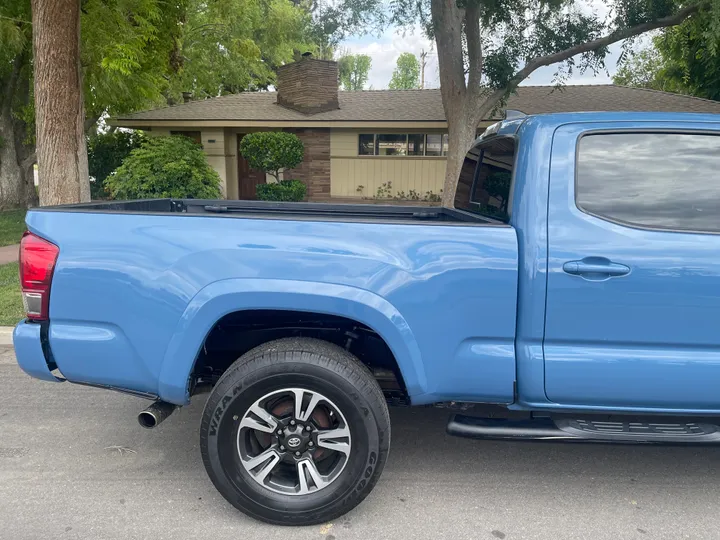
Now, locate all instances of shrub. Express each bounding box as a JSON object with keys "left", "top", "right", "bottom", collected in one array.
[
  {"left": 256, "top": 179, "right": 306, "bottom": 202},
  {"left": 105, "top": 136, "right": 222, "bottom": 200},
  {"left": 88, "top": 130, "right": 146, "bottom": 200},
  {"left": 239, "top": 131, "right": 304, "bottom": 180}
]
